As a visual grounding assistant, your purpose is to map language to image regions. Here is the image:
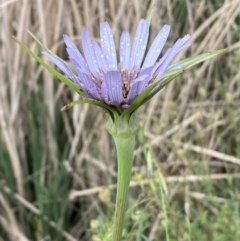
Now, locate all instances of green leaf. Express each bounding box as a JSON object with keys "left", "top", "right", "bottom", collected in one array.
[
  {"left": 14, "top": 37, "right": 84, "bottom": 95},
  {"left": 122, "top": 69, "right": 182, "bottom": 116},
  {"left": 168, "top": 48, "right": 227, "bottom": 71},
  {"left": 144, "top": 48, "right": 228, "bottom": 103},
  {"left": 61, "top": 98, "right": 119, "bottom": 120},
  {"left": 123, "top": 48, "right": 227, "bottom": 115},
  {"left": 28, "top": 30, "right": 79, "bottom": 76},
  {"left": 146, "top": 5, "right": 155, "bottom": 24},
  {"left": 27, "top": 30, "right": 56, "bottom": 56},
  {"left": 141, "top": 72, "right": 183, "bottom": 105}
]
